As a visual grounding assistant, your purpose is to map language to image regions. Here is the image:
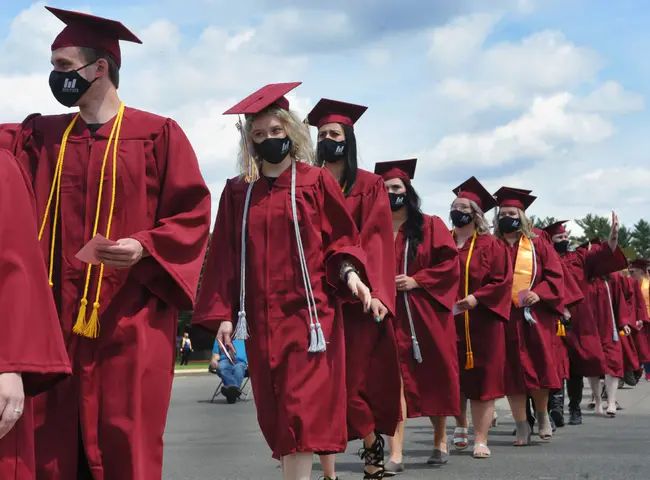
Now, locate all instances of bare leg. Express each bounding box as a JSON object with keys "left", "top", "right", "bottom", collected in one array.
[
  {"left": 604, "top": 374, "right": 619, "bottom": 415},
  {"left": 507, "top": 394, "right": 531, "bottom": 446},
  {"left": 470, "top": 399, "right": 494, "bottom": 446},
  {"left": 387, "top": 383, "right": 408, "bottom": 463},
  {"left": 531, "top": 389, "right": 552, "bottom": 440},
  {"left": 429, "top": 416, "right": 448, "bottom": 452},
  {"left": 282, "top": 452, "right": 312, "bottom": 480},
  {"left": 319, "top": 454, "right": 336, "bottom": 479},
  {"left": 588, "top": 377, "right": 603, "bottom": 414},
  {"left": 454, "top": 394, "right": 469, "bottom": 429}
]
